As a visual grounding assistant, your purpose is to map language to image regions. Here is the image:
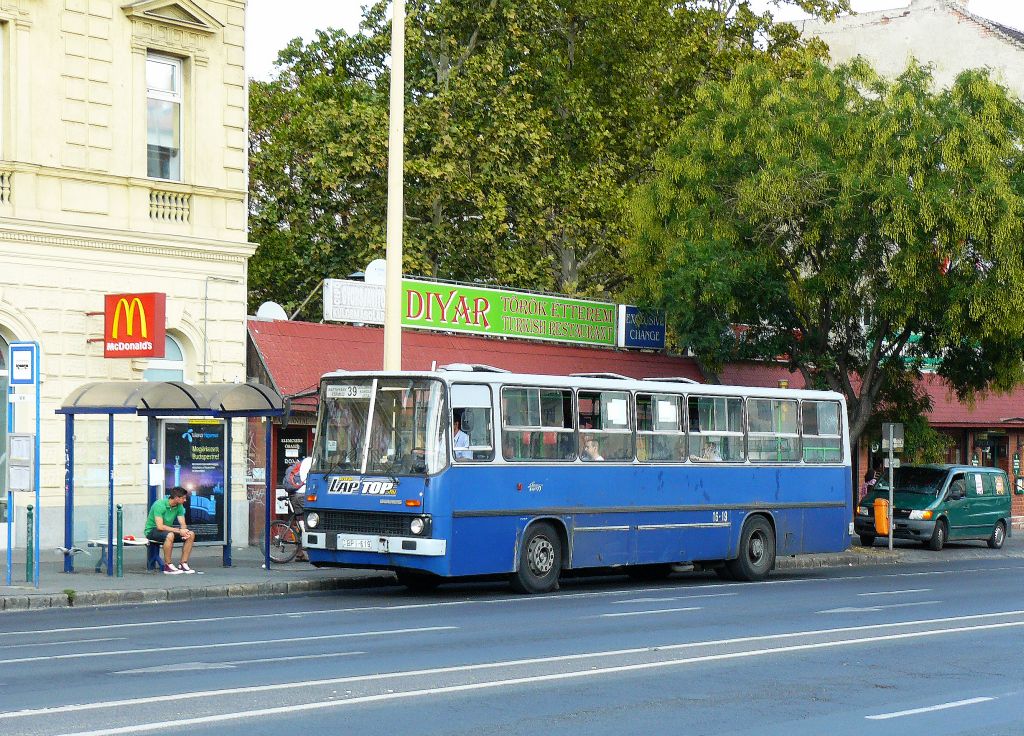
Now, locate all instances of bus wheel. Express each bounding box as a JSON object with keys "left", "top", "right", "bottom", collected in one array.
[
  {"left": 511, "top": 523, "right": 561, "bottom": 594},
  {"left": 626, "top": 564, "right": 673, "bottom": 581},
  {"left": 726, "top": 516, "right": 775, "bottom": 582},
  {"left": 396, "top": 569, "right": 441, "bottom": 592}
]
